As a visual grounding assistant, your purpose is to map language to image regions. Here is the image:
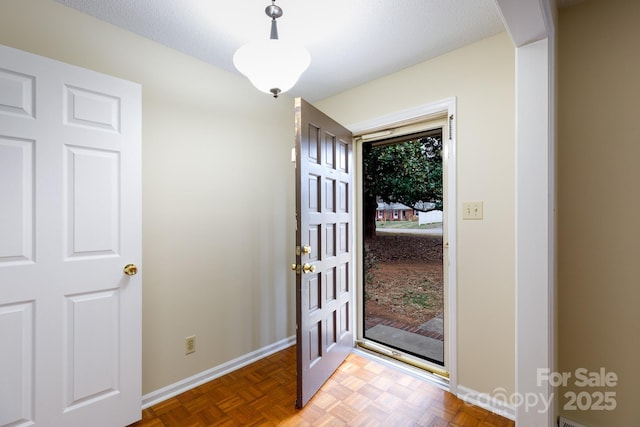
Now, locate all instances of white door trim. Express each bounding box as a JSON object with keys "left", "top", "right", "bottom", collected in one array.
[
  {"left": 494, "top": 1, "right": 556, "bottom": 425},
  {"left": 348, "top": 97, "right": 458, "bottom": 392}
]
